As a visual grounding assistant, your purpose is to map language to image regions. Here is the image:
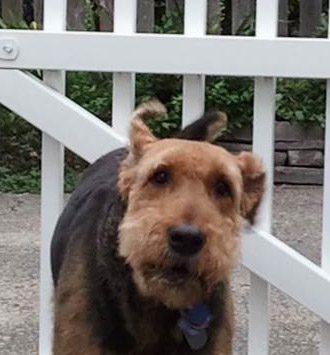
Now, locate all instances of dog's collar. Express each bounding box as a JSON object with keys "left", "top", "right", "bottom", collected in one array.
[{"left": 178, "top": 303, "right": 212, "bottom": 350}]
